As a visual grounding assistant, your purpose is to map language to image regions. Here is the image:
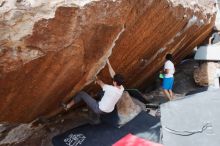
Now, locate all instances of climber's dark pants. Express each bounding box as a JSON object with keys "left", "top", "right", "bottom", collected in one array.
[{"left": 74, "top": 91, "right": 105, "bottom": 114}]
